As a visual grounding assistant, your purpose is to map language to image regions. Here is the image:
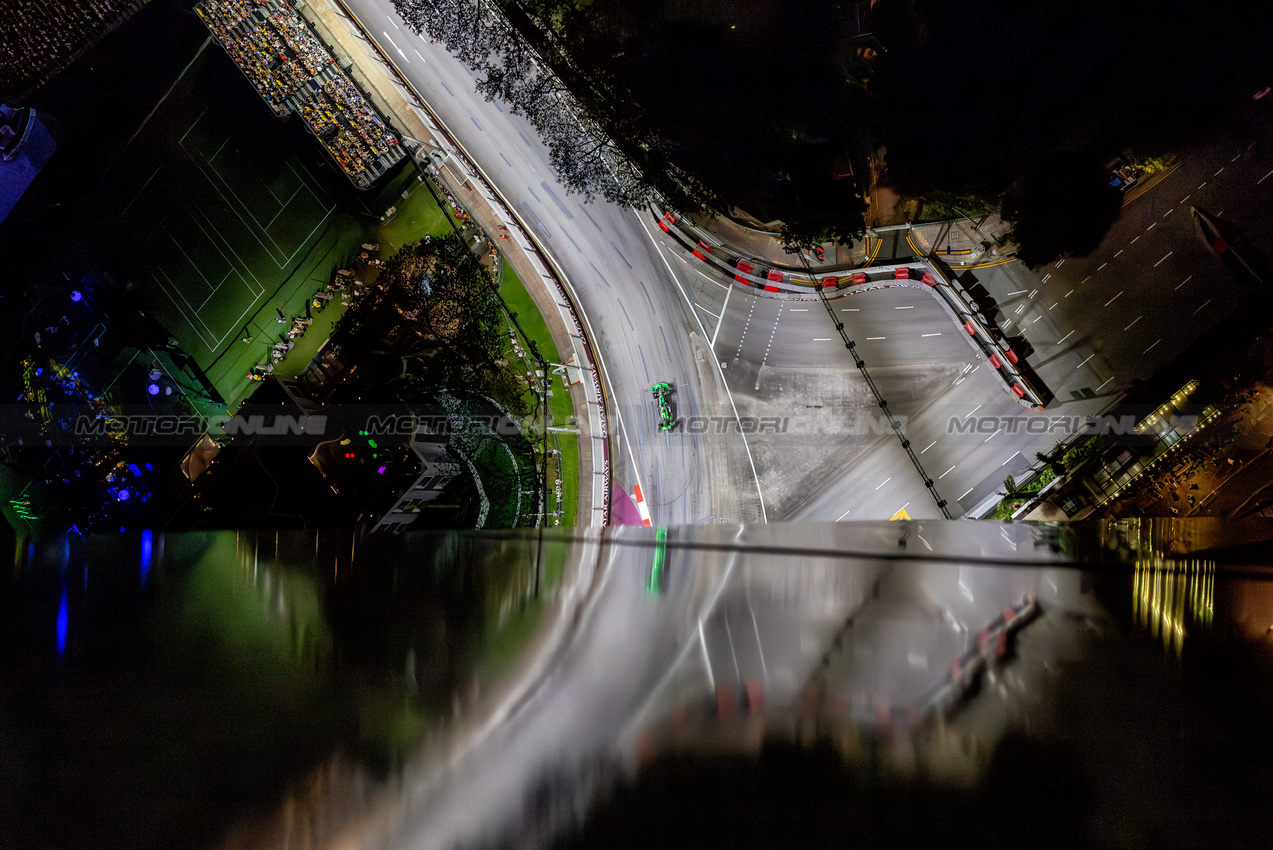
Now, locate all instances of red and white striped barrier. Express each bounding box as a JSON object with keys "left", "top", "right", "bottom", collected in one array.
[{"left": 633, "top": 483, "right": 653, "bottom": 526}]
